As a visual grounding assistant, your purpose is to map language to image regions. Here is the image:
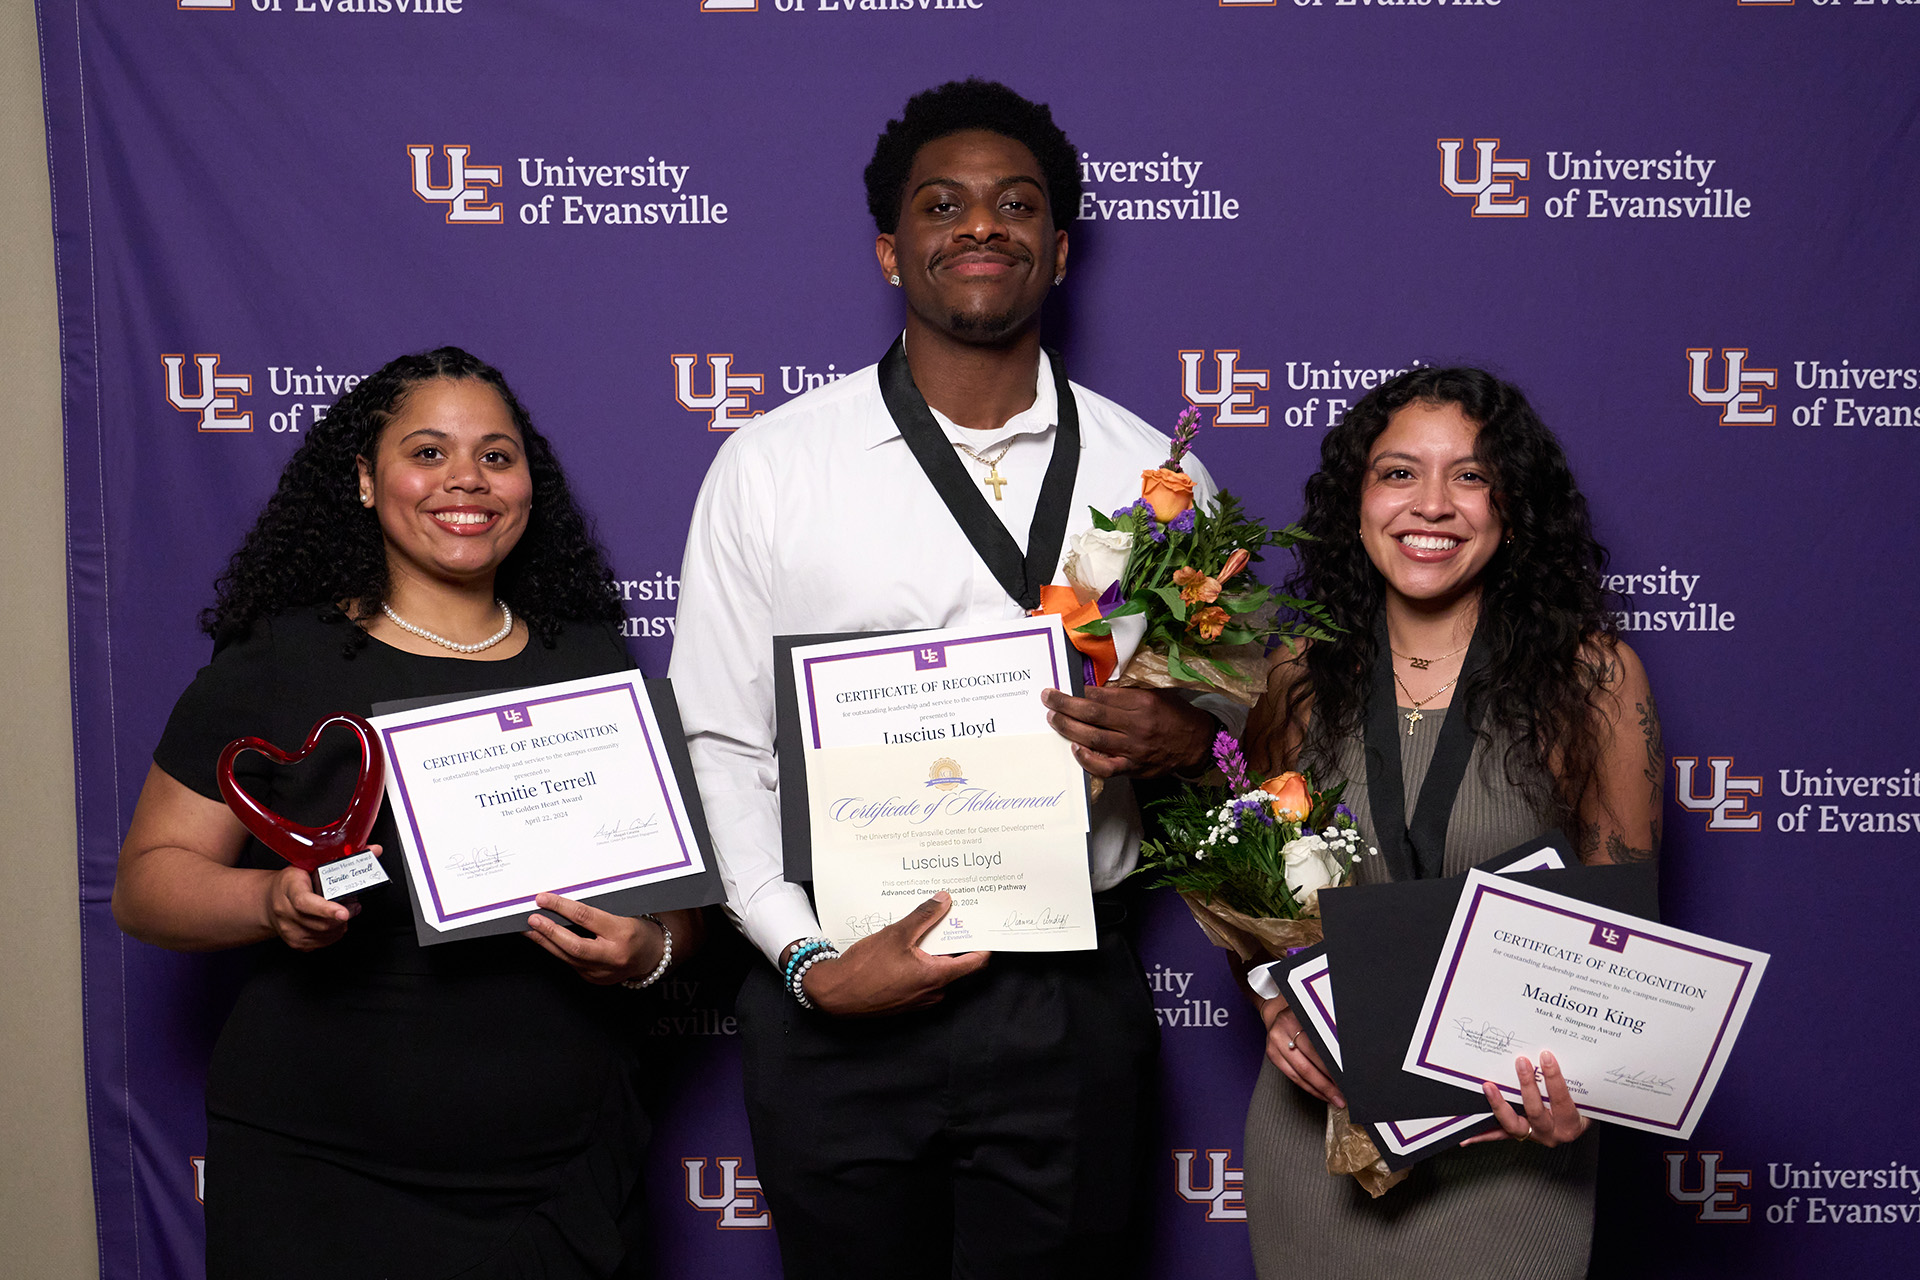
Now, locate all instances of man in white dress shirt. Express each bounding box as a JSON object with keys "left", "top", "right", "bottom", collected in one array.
[{"left": 670, "top": 80, "right": 1234, "bottom": 1279}]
